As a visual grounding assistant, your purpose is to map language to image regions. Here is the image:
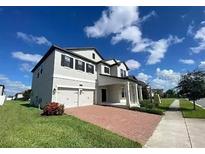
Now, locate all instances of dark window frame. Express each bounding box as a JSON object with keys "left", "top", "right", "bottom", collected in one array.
[
  {"left": 61, "top": 54, "right": 74, "bottom": 69},
  {"left": 120, "top": 69, "right": 124, "bottom": 77},
  {"left": 104, "top": 66, "right": 110, "bottom": 74},
  {"left": 75, "top": 59, "right": 85, "bottom": 72},
  {"left": 121, "top": 88, "right": 125, "bottom": 98},
  {"left": 86, "top": 63, "right": 94, "bottom": 74},
  {"left": 92, "top": 53, "right": 95, "bottom": 59},
  {"left": 37, "top": 72, "right": 40, "bottom": 78}
]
